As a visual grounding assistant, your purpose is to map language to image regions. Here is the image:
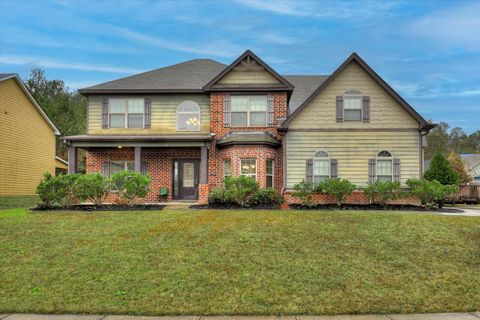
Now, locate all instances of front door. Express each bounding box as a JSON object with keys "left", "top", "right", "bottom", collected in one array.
[{"left": 173, "top": 160, "right": 200, "bottom": 200}]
